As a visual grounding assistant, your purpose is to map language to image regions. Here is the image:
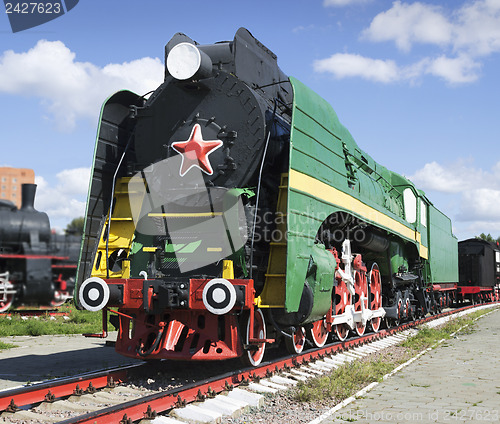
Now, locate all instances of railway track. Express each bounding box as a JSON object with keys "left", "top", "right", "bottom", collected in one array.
[{"left": 0, "top": 303, "right": 496, "bottom": 424}]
